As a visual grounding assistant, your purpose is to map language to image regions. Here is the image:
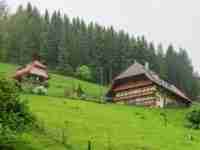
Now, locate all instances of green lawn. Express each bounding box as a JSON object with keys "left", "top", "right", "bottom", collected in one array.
[{"left": 1, "top": 62, "right": 200, "bottom": 150}]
